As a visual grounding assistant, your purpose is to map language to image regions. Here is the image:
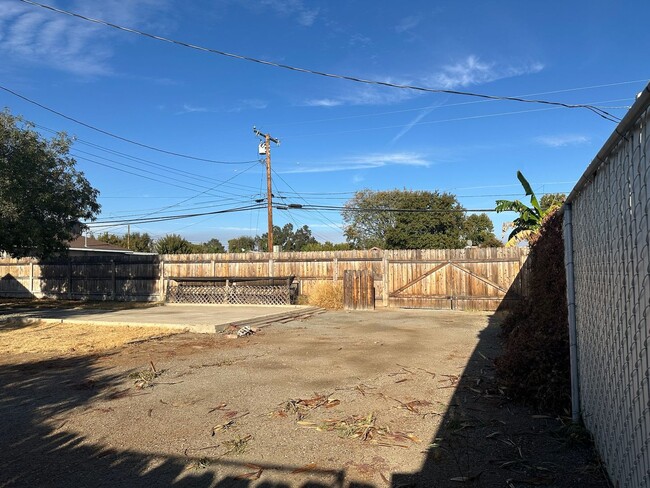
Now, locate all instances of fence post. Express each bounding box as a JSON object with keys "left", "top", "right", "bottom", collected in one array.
[
  {"left": 111, "top": 260, "right": 116, "bottom": 301},
  {"left": 158, "top": 258, "right": 165, "bottom": 301},
  {"left": 382, "top": 252, "right": 389, "bottom": 307},
  {"left": 29, "top": 261, "right": 34, "bottom": 294},
  {"left": 66, "top": 259, "right": 72, "bottom": 299}
]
